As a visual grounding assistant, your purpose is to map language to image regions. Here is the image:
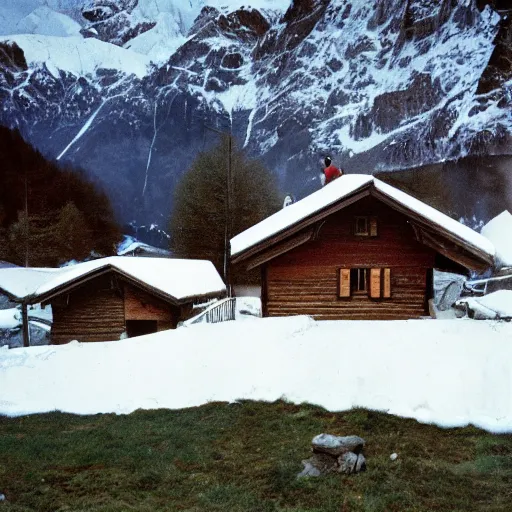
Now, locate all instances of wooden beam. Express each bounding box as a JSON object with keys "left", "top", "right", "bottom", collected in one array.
[
  {"left": 21, "top": 302, "right": 30, "bottom": 348},
  {"left": 371, "top": 188, "right": 494, "bottom": 268},
  {"left": 245, "top": 229, "right": 315, "bottom": 270},
  {"left": 412, "top": 226, "right": 490, "bottom": 272},
  {"left": 261, "top": 265, "right": 268, "bottom": 318},
  {"left": 32, "top": 266, "right": 223, "bottom": 308}
]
